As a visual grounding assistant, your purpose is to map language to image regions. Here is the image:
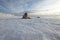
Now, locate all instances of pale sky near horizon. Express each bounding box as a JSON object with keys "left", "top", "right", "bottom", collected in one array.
[{"left": 0, "top": 0, "right": 60, "bottom": 15}]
